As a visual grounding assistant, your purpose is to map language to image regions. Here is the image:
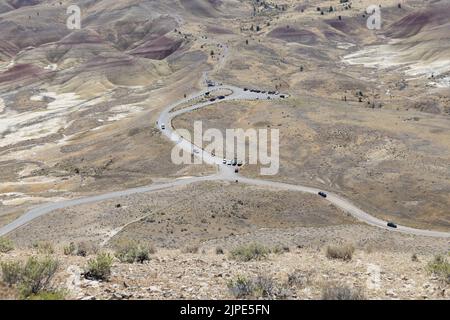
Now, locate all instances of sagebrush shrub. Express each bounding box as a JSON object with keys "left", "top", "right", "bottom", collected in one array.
[
  {"left": 427, "top": 255, "right": 450, "bottom": 284},
  {"left": 84, "top": 253, "right": 113, "bottom": 280},
  {"left": 0, "top": 237, "right": 14, "bottom": 253},
  {"left": 1, "top": 261, "right": 22, "bottom": 286},
  {"left": 229, "top": 243, "right": 270, "bottom": 262},
  {"left": 114, "top": 240, "right": 153, "bottom": 263},
  {"left": 19, "top": 256, "right": 59, "bottom": 297}
]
